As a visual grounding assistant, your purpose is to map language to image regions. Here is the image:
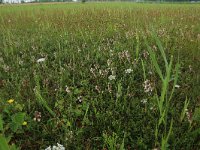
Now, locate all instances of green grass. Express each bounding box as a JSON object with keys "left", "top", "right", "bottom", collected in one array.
[{"left": 0, "top": 2, "right": 200, "bottom": 149}]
